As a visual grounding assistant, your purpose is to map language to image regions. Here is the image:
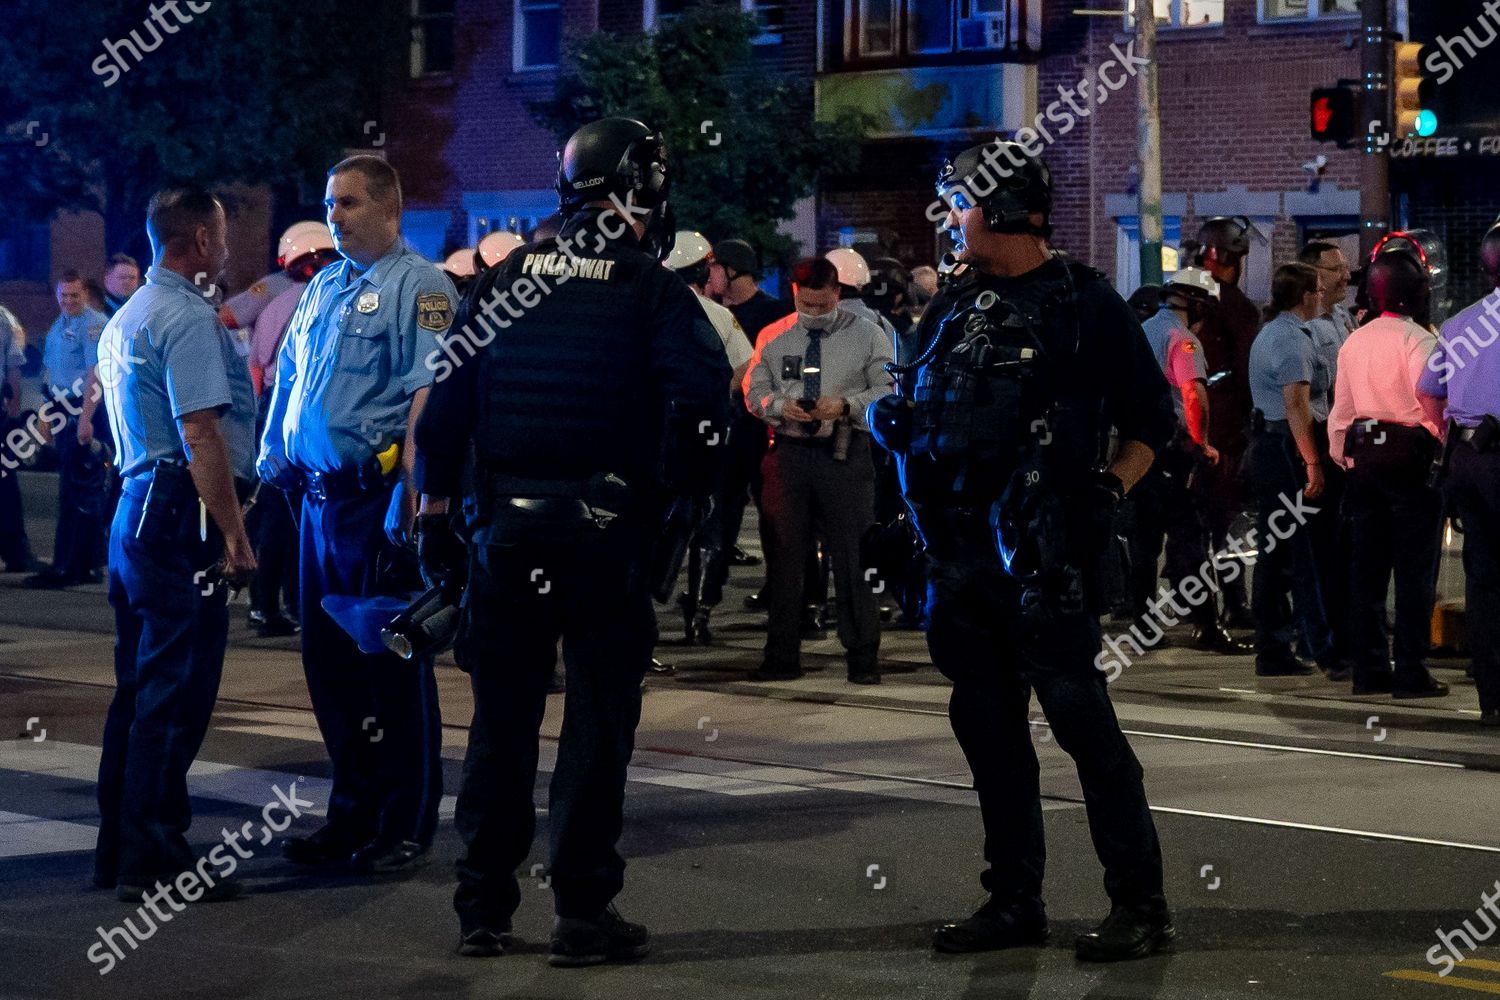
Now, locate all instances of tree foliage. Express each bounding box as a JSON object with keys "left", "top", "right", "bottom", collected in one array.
[
  {"left": 531, "top": 2, "right": 870, "bottom": 263},
  {"left": 0, "top": 0, "right": 404, "bottom": 254}
]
